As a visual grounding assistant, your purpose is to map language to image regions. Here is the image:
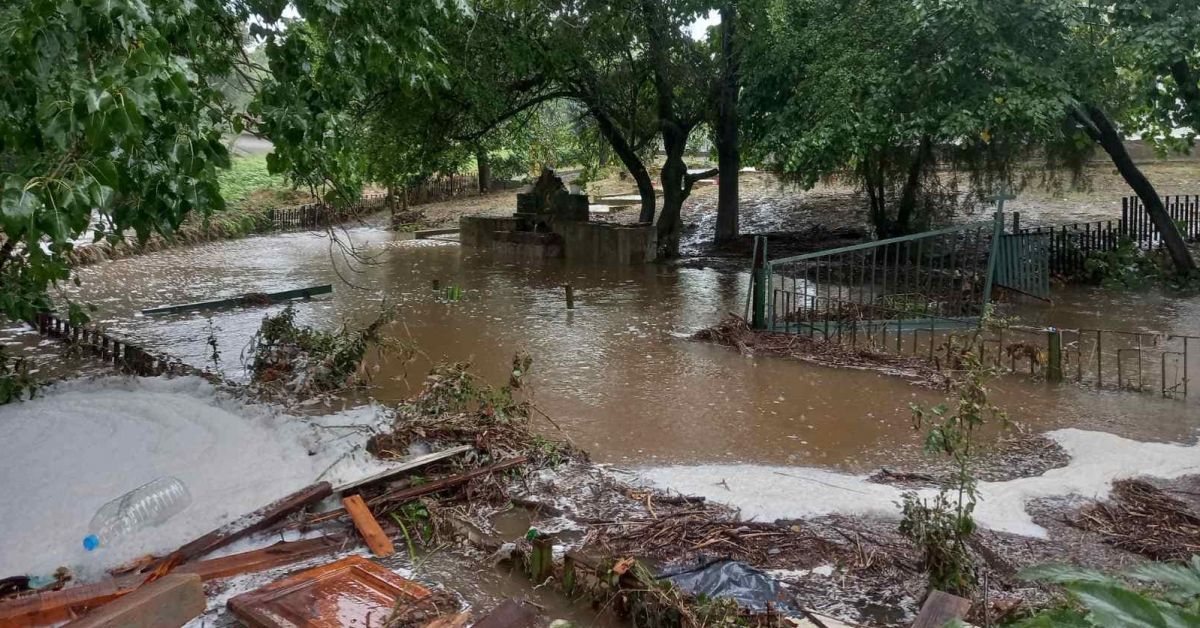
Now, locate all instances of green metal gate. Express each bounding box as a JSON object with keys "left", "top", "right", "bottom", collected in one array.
[
  {"left": 761, "top": 215, "right": 1005, "bottom": 335},
  {"left": 993, "top": 232, "right": 1051, "bottom": 300}
]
